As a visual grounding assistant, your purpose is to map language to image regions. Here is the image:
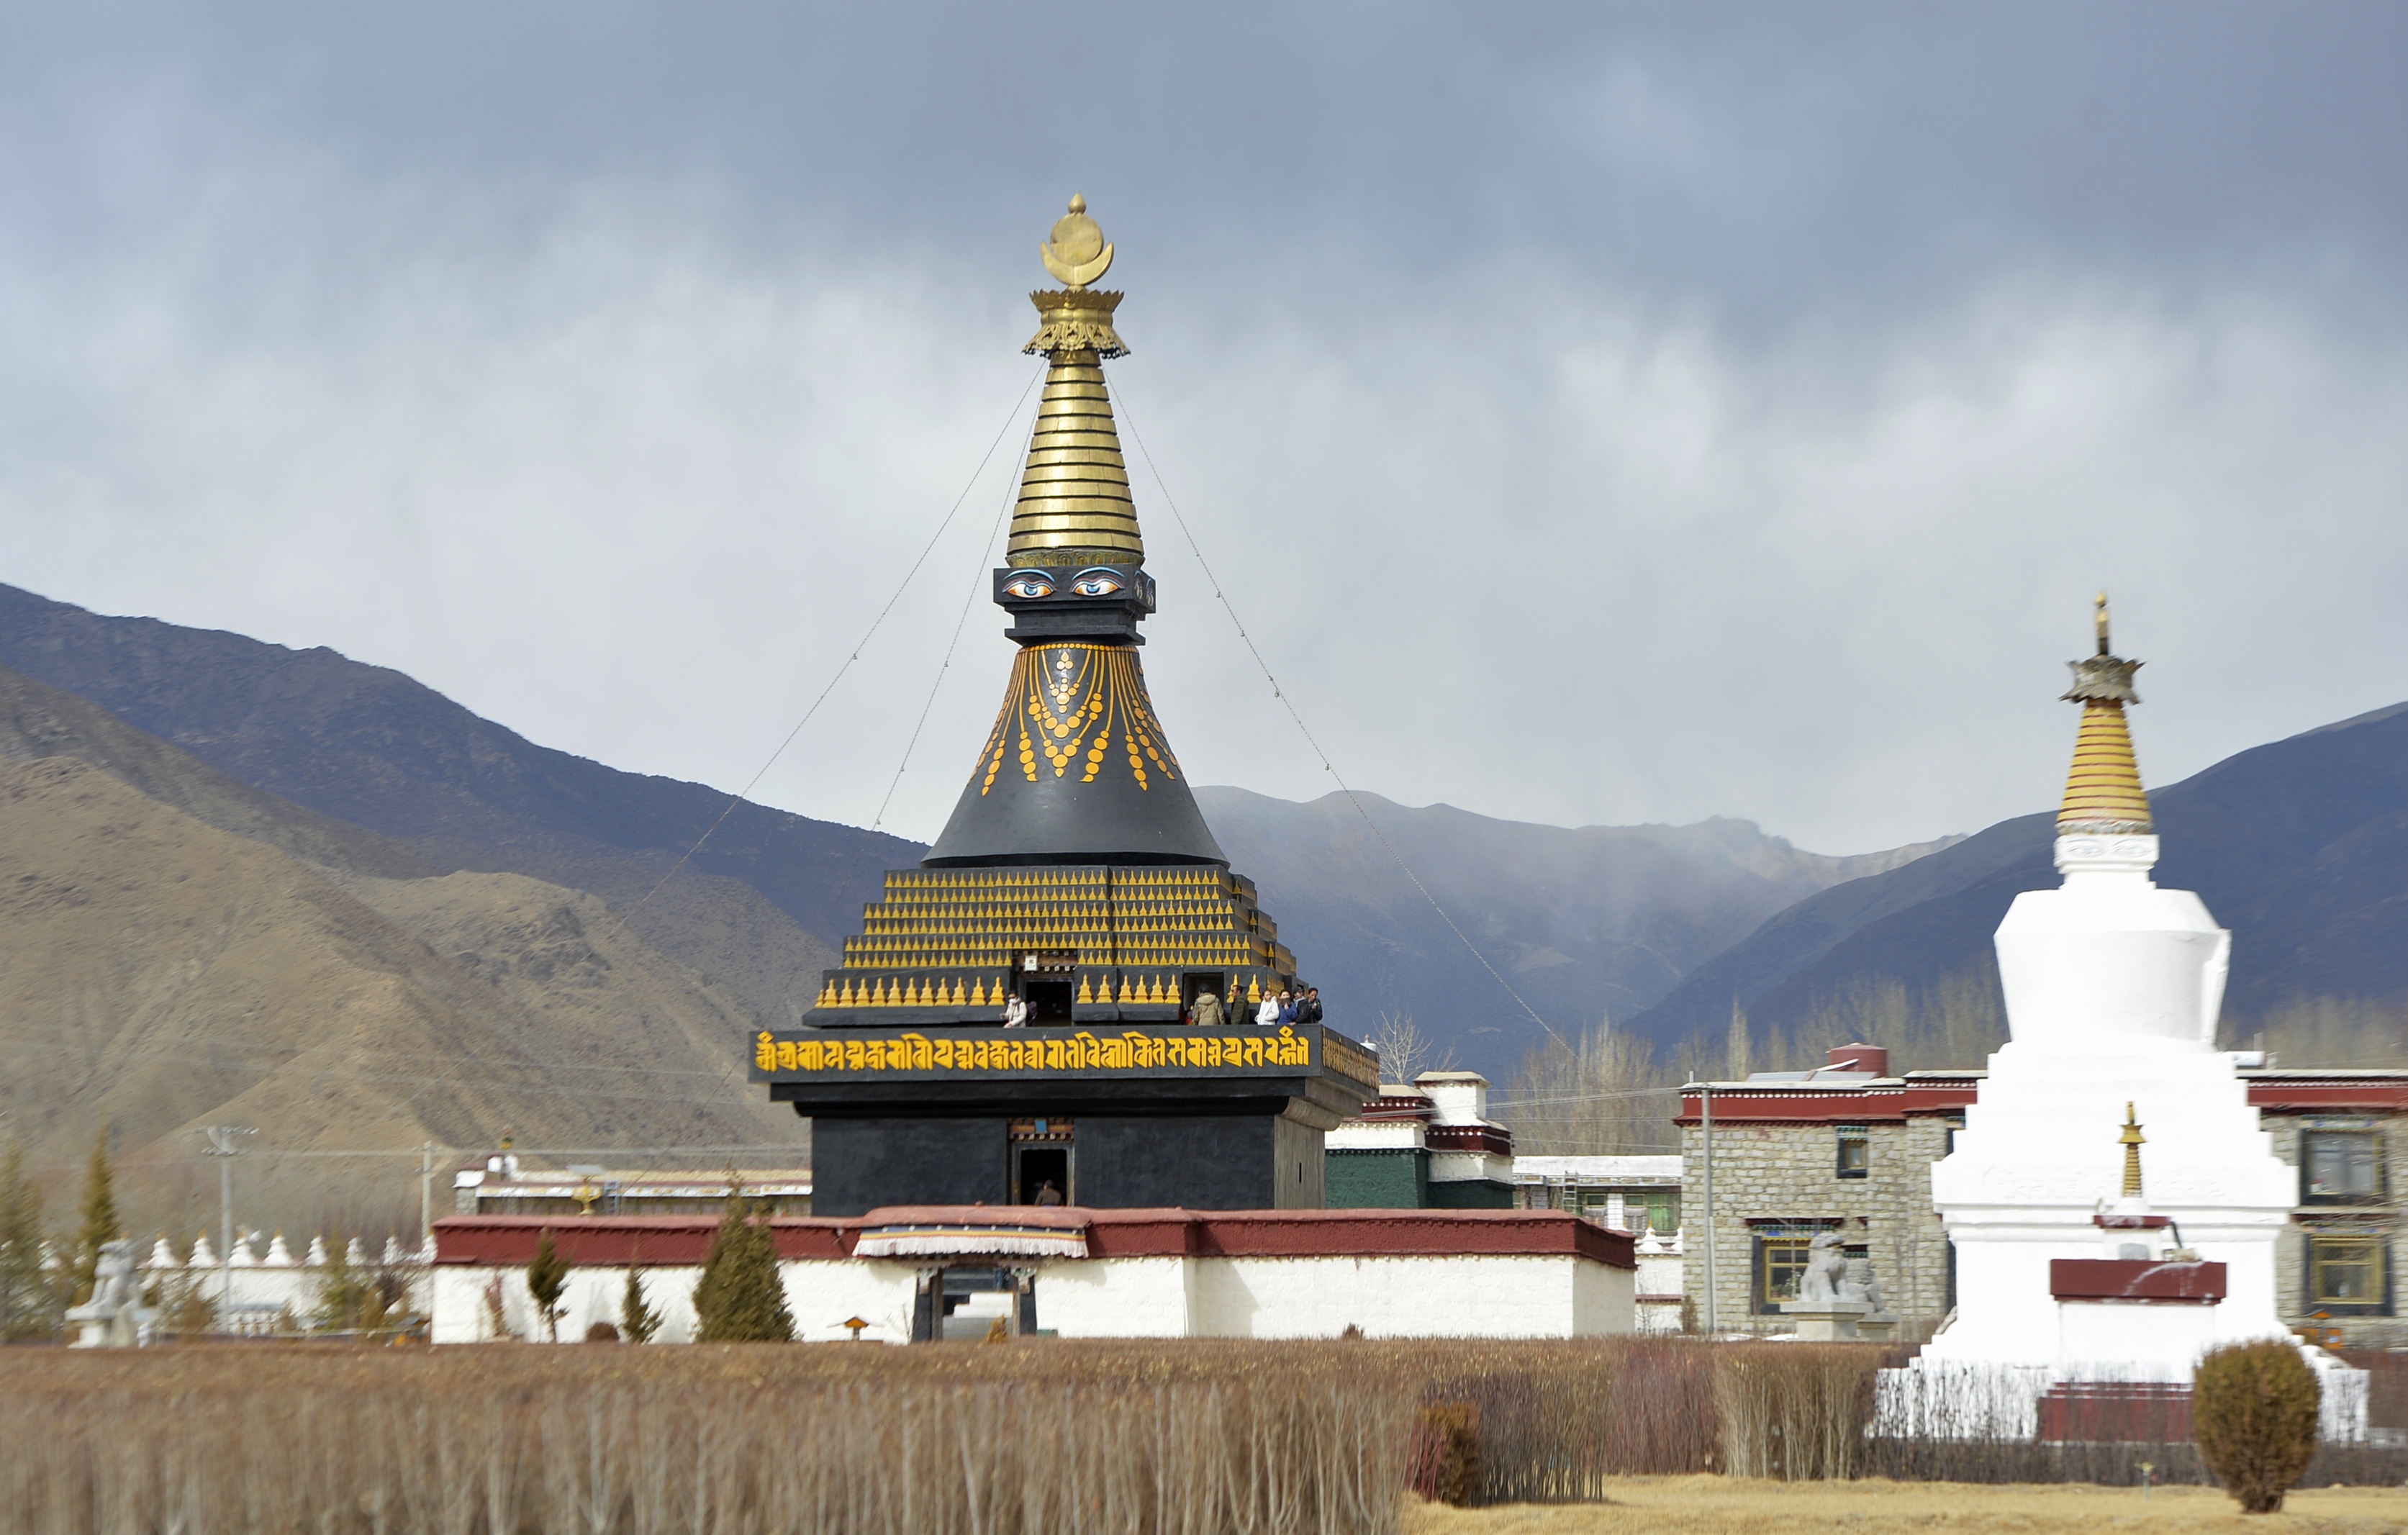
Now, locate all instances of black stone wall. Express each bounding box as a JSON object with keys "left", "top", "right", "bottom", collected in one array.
[{"left": 809, "top": 1110, "right": 1326, "bottom": 1215}]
